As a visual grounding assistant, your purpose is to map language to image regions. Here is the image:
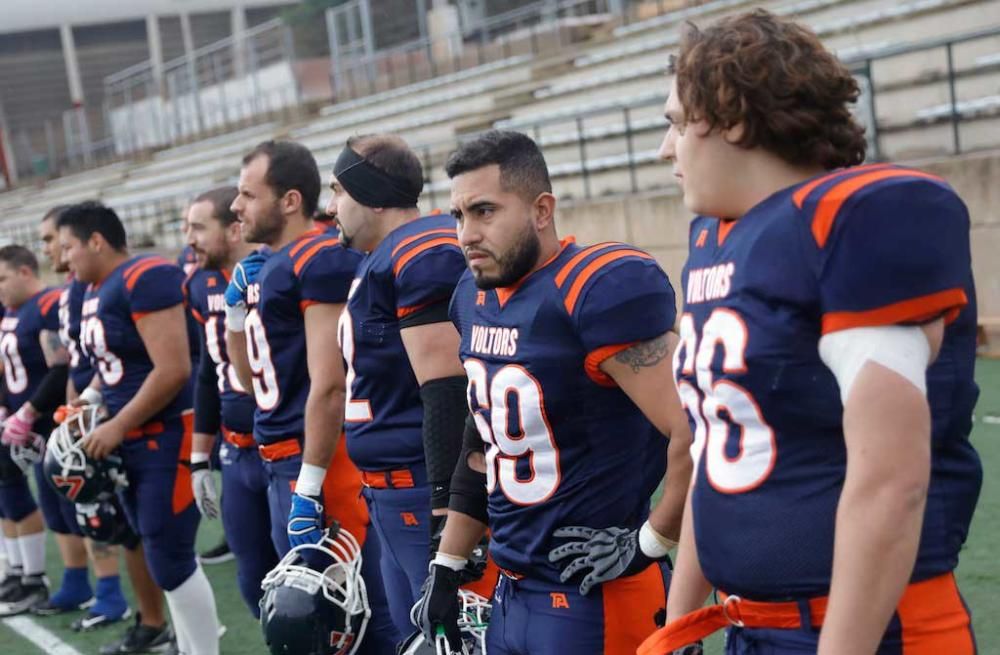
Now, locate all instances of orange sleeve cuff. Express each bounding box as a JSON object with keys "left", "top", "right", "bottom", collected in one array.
[
  {"left": 821, "top": 288, "right": 967, "bottom": 334},
  {"left": 584, "top": 342, "right": 638, "bottom": 387}
]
